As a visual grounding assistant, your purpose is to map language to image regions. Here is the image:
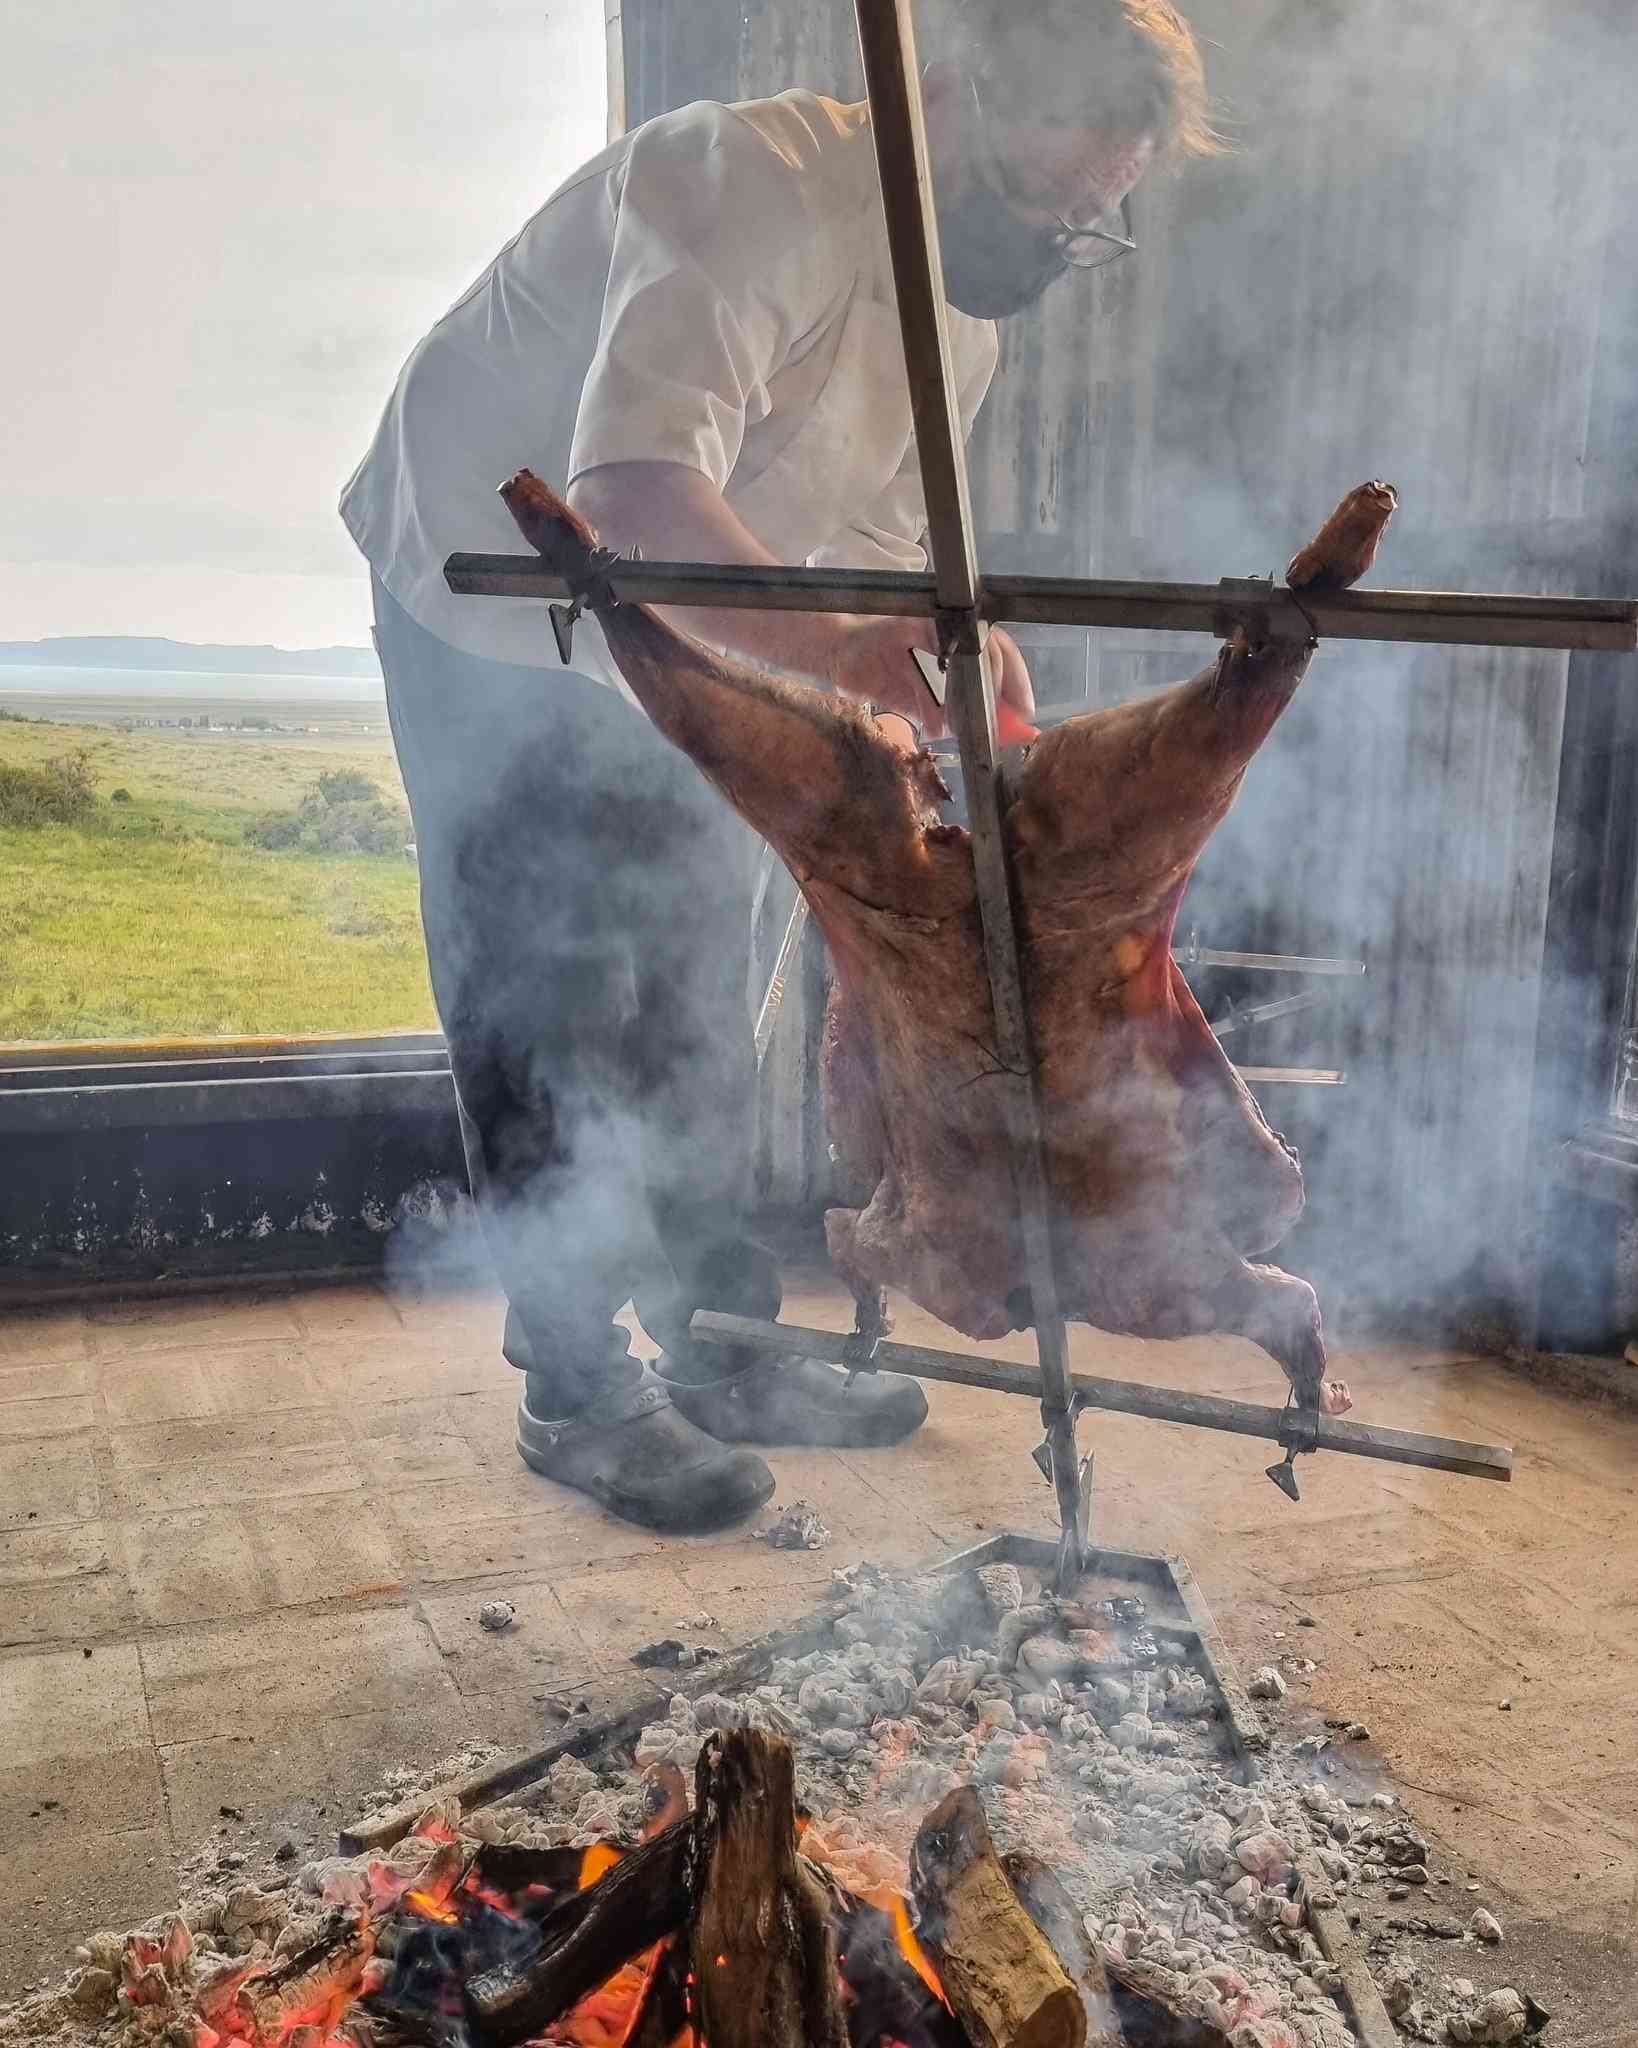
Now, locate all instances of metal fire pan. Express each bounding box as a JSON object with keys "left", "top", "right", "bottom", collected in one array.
[{"left": 338, "top": 1533, "right": 1262, "bottom": 1858}]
